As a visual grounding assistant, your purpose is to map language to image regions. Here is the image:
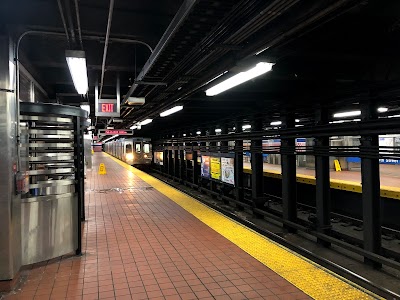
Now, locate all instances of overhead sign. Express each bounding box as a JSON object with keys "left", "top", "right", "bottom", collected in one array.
[
  {"left": 95, "top": 98, "right": 120, "bottom": 117},
  {"left": 98, "top": 129, "right": 133, "bottom": 136}
]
